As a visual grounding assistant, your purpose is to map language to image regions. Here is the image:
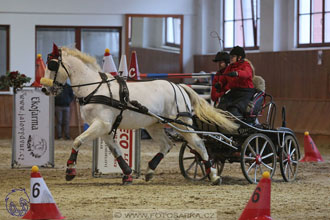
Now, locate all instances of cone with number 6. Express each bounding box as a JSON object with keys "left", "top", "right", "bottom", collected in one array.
[
  {"left": 22, "top": 166, "right": 65, "bottom": 219},
  {"left": 238, "top": 171, "right": 272, "bottom": 220}
]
